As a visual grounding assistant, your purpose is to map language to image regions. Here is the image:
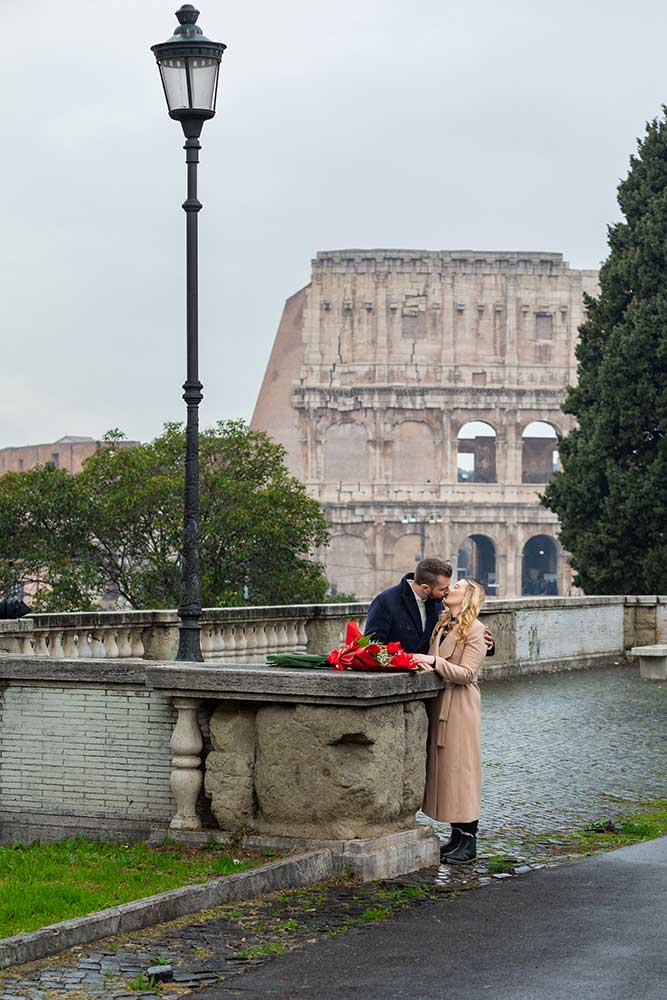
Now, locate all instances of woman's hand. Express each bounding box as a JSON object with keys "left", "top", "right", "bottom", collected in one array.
[{"left": 411, "top": 653, "right": 436, "bottom": 671}]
